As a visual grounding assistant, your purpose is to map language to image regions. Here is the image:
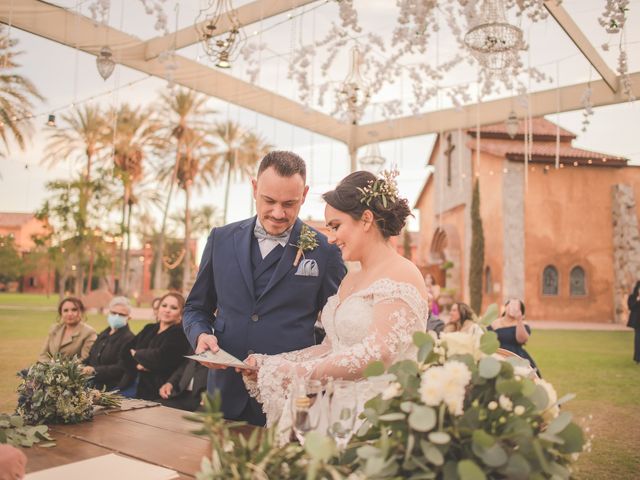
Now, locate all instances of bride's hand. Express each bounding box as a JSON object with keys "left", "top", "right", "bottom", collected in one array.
[{"left": 238, "top": 355, "right": 258, "bottom": 382}]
